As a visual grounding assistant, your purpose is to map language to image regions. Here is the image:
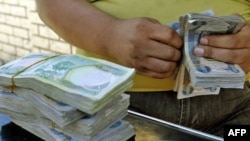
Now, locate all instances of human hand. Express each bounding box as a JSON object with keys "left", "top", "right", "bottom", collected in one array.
[
  {"left": 193, "top": 22, "right": 250, "bottom": 74},
  {"left": 103, "top": 17, "right": 183, "bottom": 78}
]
